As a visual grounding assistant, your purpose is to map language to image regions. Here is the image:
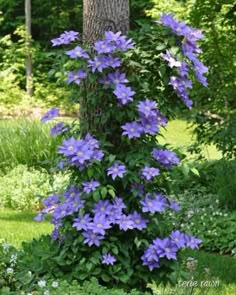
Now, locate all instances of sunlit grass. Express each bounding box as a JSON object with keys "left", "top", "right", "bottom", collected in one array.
[
  {"left": 159, "top": 119, "right": 222, "bottom": 160},
  {"left": 0, "top": 209, "right": 52, "bottom": 248}
]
